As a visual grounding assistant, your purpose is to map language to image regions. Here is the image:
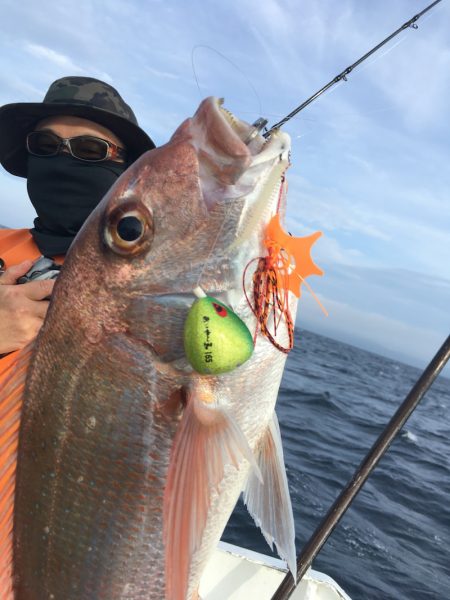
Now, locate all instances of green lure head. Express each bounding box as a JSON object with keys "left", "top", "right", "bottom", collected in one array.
[{"left": 183, "top": 295, "right": 254, "bottom": 375}]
